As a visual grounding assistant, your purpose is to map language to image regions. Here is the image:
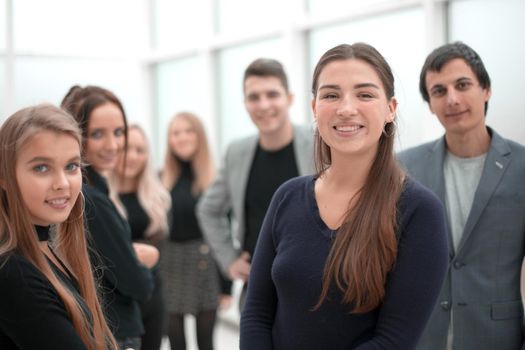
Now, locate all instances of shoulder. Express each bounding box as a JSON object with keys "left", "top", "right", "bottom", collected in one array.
[
  {"left": 397, "top": 139, "right": 439, "bottom": 164},
  {"left": 272, "top": 175, "right": 313, "bottom": 204},
  {"left": 227, "top": 134, "right": 258, "bottom": 152},
  {"left": 0, "top": 253, "right": 51, "bottom": 298},
  {"left": 292, "top": 124, "right": 314, "bottom": 141},
  {"left": 398, "top": 177, "right": 445, "bottom": 225}
]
